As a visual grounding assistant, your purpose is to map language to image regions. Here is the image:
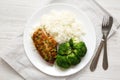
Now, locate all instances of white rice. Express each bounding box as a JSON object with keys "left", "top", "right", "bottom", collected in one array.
[{"left": 36, "top": 10, "right": 84, "bottom": 44}]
